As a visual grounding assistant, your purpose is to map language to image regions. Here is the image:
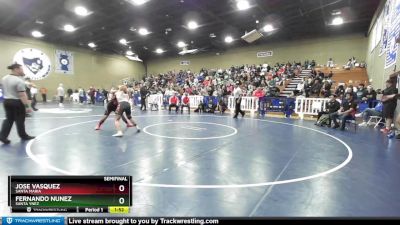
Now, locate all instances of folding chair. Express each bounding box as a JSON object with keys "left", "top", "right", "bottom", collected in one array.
[
  {"left": 367, "top": 116, "right": 384, "bottom": 128},
  {"left": 345, "top": 119, "right": 358, "bottom": 132}
]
